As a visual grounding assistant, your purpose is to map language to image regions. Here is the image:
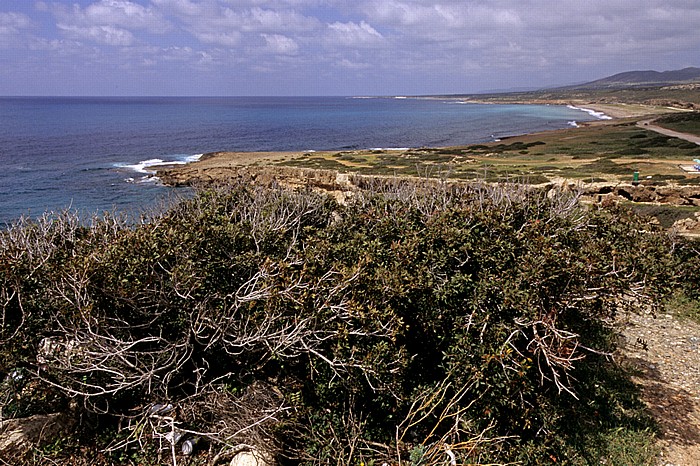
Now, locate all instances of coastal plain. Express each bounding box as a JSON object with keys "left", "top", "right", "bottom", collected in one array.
[
  {"left": 158, "top": 98, "right": 700, "bottom": 185},
  {"left": 157, "top": 94, "right": 700, "bottom": 237},
  {"left": 161, "top": 120, "right": 694, "bottom": 183},
  {"left": 158, "top": 110, "right": 698, "bottom": 186}
]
